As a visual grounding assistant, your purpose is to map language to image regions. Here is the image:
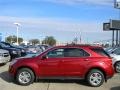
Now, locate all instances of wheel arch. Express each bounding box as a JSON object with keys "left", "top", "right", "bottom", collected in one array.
[
  {"left": 15, "top": 66, "right": 37, "bottom": 81},
  {"left": 114, "top": 61, "right": 120, "bottom": 66},
  {"left": 85, "top": 67, "right": 107, "bottom": 82},
  {"left": 114, "top": 61, "right": 120, "bottom": 72}
]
